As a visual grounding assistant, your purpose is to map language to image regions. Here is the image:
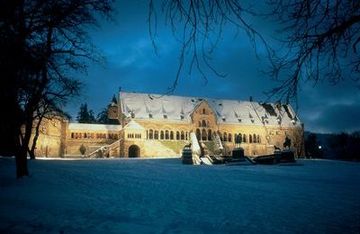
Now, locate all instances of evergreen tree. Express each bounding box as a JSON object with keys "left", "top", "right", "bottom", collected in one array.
[
  {"left": 97, "top": 108, "right": 110, "bottom": 124},
  {"left": 77, "top": 104, "right": 89, "bottom": 123},
  {"left": 88, "top": 110, "right": 97, "bottom": 124}
]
